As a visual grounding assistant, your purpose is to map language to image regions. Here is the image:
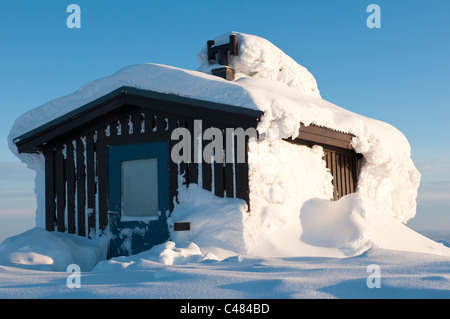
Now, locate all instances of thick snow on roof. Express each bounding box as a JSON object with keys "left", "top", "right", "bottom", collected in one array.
[
  {"left": 197, "top": 32, "right": 321, "bottom": 98},
  {"left": 7, "top": 31, "right": 437, "bottom": 259}
]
